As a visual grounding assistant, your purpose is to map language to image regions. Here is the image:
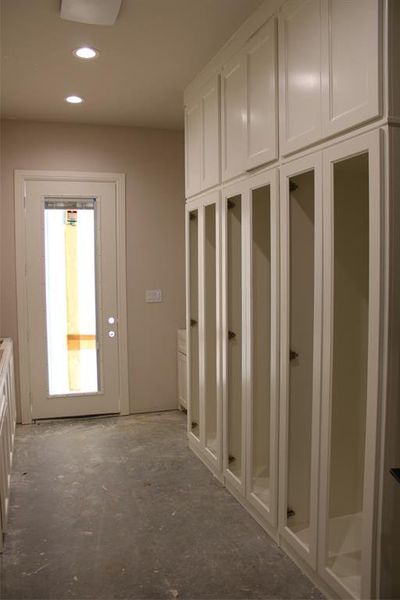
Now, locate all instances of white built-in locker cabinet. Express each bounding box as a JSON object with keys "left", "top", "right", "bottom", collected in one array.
[
  {"left": 184, "top": 76, "right": 220, "bottom": 198},
  {"left": 279, "top": 131, "right": 382, "bottom": 599},
  {"left": 220, "top": 170, "right": 280, "bottom": 527},
  {"left": 222, "top": 17, "right": 278, "bottom": 182},
  {"left": 186, "top": 192, "right": 222, "bottom": 476},
  {"left": 184, "top": 1, "right": 395, "bottom": 599},
  {"left": 279, "top": 0, "right": 381, "bottom": 156}
]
